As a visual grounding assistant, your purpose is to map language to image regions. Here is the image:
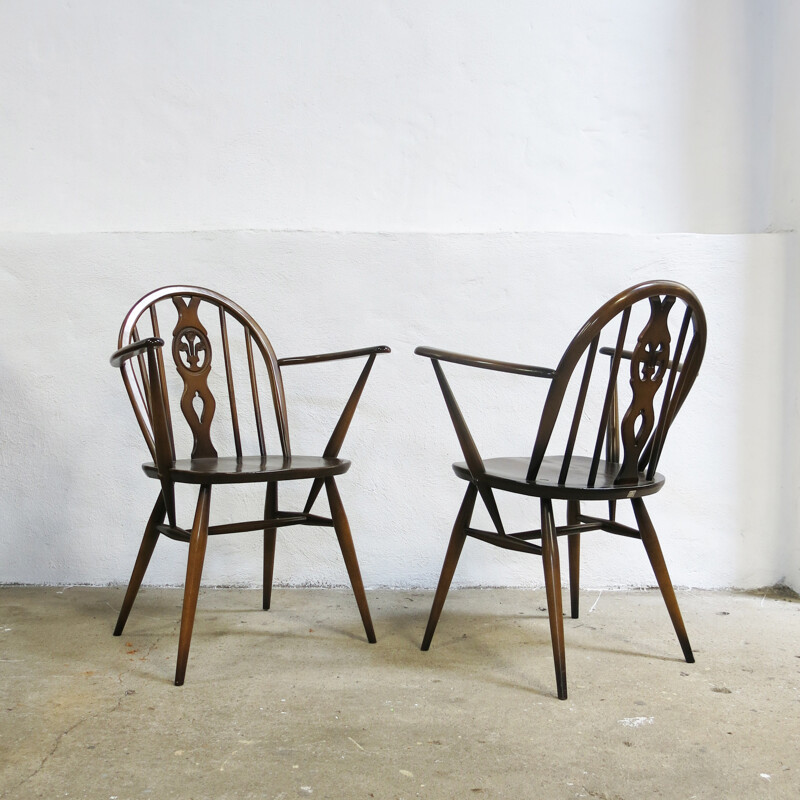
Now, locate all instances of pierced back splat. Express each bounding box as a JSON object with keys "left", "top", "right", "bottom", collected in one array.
[
  {"left": 527, "top": 281, "right": 706, "bottom": 489},
  {"left": 616, "top": 295, "right": 675, "bottom": 484},
  {"left": 118, "top": 285, "right": 292, "bottom": 469},
  {"left": 172, "top": 296, "right": 217, "bottom": 459}
]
